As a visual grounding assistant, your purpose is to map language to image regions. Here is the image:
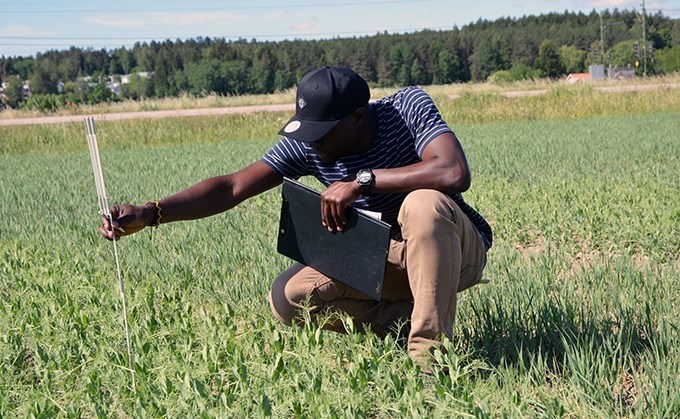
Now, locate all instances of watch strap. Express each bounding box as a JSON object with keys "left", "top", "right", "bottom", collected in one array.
[{"left": 357, "top": 169, "right": 375, "bottom": 196}]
